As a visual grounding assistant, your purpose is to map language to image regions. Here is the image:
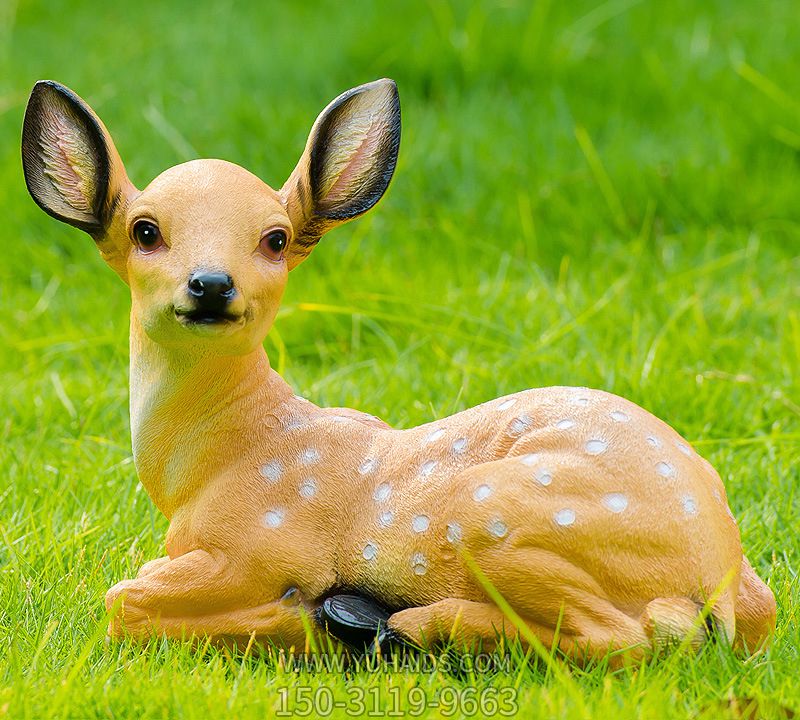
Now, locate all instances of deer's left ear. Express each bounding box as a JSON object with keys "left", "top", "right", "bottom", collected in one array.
[{"left": 280, "top": 79, "right": 401, "bottom": 269}]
